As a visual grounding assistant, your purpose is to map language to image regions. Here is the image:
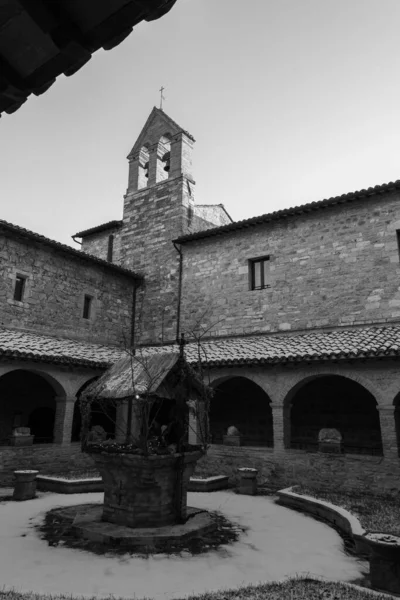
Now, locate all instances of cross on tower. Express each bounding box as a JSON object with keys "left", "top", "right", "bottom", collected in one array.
[{"left": 159, "top": 86, "right": 165, "bottom": 110}]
